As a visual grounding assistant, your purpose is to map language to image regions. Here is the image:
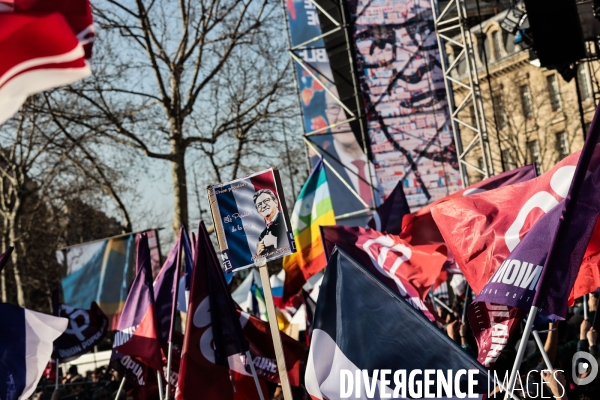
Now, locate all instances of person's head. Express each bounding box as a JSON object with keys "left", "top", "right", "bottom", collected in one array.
[
  {"left": 92, "top": 387, "right": 109, "bottom": 400},
  {"left": 253, "top": 189, "right": 279, "bottom": 222},
  {"left": 67, "top": 365, "right": 78, "bottom": 377}
]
